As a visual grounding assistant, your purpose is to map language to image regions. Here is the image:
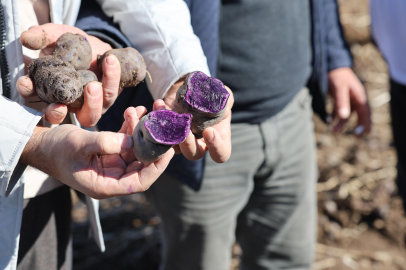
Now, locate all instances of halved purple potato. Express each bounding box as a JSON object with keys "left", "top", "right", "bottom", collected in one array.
[
  {"left": 52, "top": 33, "right": 92, "bottom": 70},
  {"left": 132, "top": 110, "right": 192, "bottom": 163},
  {"left": 69, "top": 70, "right": 98, "bottom": 108},
  {"left": 28, "top": 56, "right": 83, "bottom": 105},
  {"left": 172, "top": 71, "right": 230, "bottom": 138},
  {"left": 97, "top": 47, "right": 146, "bottom": 89}
]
